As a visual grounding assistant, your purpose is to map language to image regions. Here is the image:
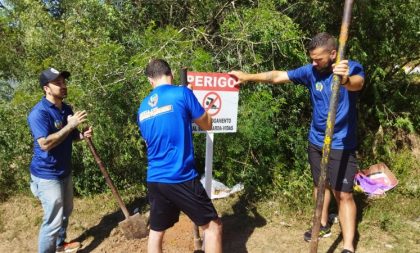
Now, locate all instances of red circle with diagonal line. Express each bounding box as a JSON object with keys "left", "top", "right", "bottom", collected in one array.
[{"left": 202, "top": 92, "right": 222, "bottom": 116}]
